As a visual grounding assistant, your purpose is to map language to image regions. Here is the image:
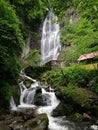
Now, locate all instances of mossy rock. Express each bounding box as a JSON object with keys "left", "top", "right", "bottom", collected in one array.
[
  {"left": 52, "top": 102, "right": 74, "bottom": 117},
  {"left": 24, "top": 80, "right": 33, "bottom": 88},
  {"left": 64, "top": 86, "right": 94, "bottom": 108},
  {"left": 56, "top": 85, "right": 98, "bottom": 117},
  {"left": 24, "top": 113, "right": 48, "bottom": 130},
  {"left": 67, "top": 112, "right": 83, "bottom": 122}
]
